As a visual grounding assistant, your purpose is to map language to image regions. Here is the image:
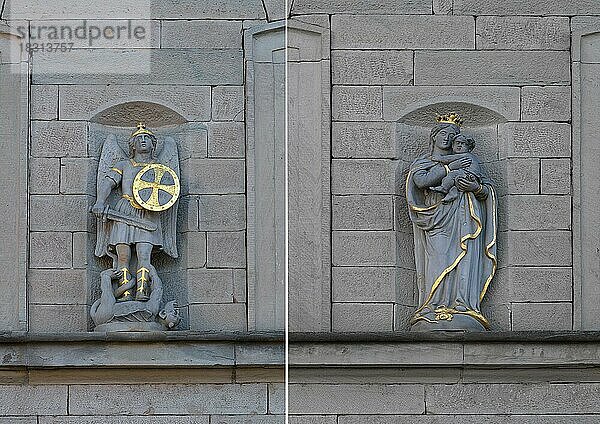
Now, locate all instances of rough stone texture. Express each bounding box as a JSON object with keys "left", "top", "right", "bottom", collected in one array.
[
  {"left": 499, "top": 195, "right": 570, "bottom": 231},
  {"left": 331, "top": 160, "right": 395, "bottom": 194},
  {"left": 453, "top": 0, "right": 600, "bottom": 15},
  {"left": 31, "top": 85, "right": 58, "bottom": 120},
  {"left": 333, "top": 195, "right": 393, "bottom": 231},
  {"left": 506, "top": 231, "right": 571, "bottom": 267},
  {"left": 186, "top": 159, "right": 245, "bottom": 194},
  {"left": 332, "top": 122, "right": 395, "bottom": 159},
  {"left": 29, "top": 232, "right": 73, "bottom": 269},
  {"left": 188, "top": 269, "right": 235, "bottom": 304},
  {"left": 189, "top": 304, "right": 247, "bottom": 331},
  {"left": 0, "top": 385, "right": 67, "bottom": 415},
  {"left": 332, "top": 86, "right": 382, "bottom": 121},
  {"left": 69, "top": 384, "right": 264, "bottom": 415},
  {"left": 59, "top": 85, "right": 211, "bottom": 122},
  {"left": 269, "top": 383, "right": 285, "bottom": 414},
  {"left": 28, "top": 269, "right": 87, "bottom": 305},
  {"left": 503, "top": 159, "right": 540, "bottom": 195},
  {"left": 212, "top": 417, "right": 283, "bottom": 424},
  {"left": 290, "top": 417, "right": 336, "bottom": 424},
  {"left": 292, "top": 0, "right": 431, "bottom": 14},
  {"left": 30, "top": 195, "right": 89, "bottom": 232},
  {"left": 332, "top": 231, "right": 395, "bottom": 266},
  {"left": 332, "top": 51, "right": 412, "bottom": 85},
  {"left": 28, "top": 304, "right": 88, "bottom": 332},
  {"left": 40, "top": 418, "right": 209, "bottom": 424},
  {"left": 499, "top": 122, "right": 571, "bottom": 159},
  {"left": 331, "top": 15, "right": 474, "bottom": 50},
  {"left": 206, "top": 232, "right": 246, "bottom": 268},
  {"left": 511, "top": 302, "right": 573, "bottom": 331},
  {"left": 332, "top": 303, "right": 394, "bottom": 332},
  {"left": 541, "top": 158, "right": 571, "bottom": 195},
  {"left": 212, "top": 86, "right": 244, "bottom": 122},
  {"left": 29, "top": 157, "right": 60, "bottom": 194},
  {"left": 289, "top": 384, "right": 425, "bottom": 414},
  {"left": 507, "top": 267, "right": 572, "bottom": 302},
  {"left": 199, "top": 195, "right": 246, "bottom": 231},
  {"left": 186, "top": 232, "right": 207, "bottom": 269},
  {"left": 161, "top": 20, "right": 242, "bottom": 49},
  {"left": 521, "top": 86, "right": 571, "bottom": 122},
  {"left": 414, "top": 51, "right": 570, "bottom": 86},
  {"left": 60, "top": 158, "right": 96, "bottom": 195},
  {"left": 208, "top": 122, "right": 245, "bottom": 158},
  {"left": 31, "top": 121, "right": 87, "bottom": 157},
  {"left": 476, "top": 17, "right": 570, "bottom": 50},
  {"left": 332, "top": 267, "right": 395, "bottom": 303}
]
